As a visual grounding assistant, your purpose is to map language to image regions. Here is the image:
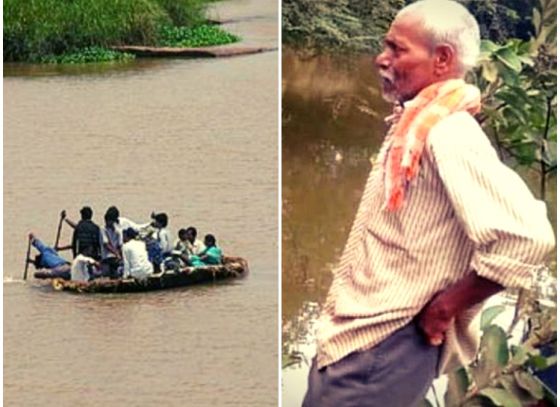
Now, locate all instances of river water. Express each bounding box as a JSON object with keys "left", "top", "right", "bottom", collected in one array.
[
  {"left": 281, "top": 50, "right": 557, "bottom": 406},
  {"left": 4, "top": 1, "right": 278, "bottom": 406}
]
